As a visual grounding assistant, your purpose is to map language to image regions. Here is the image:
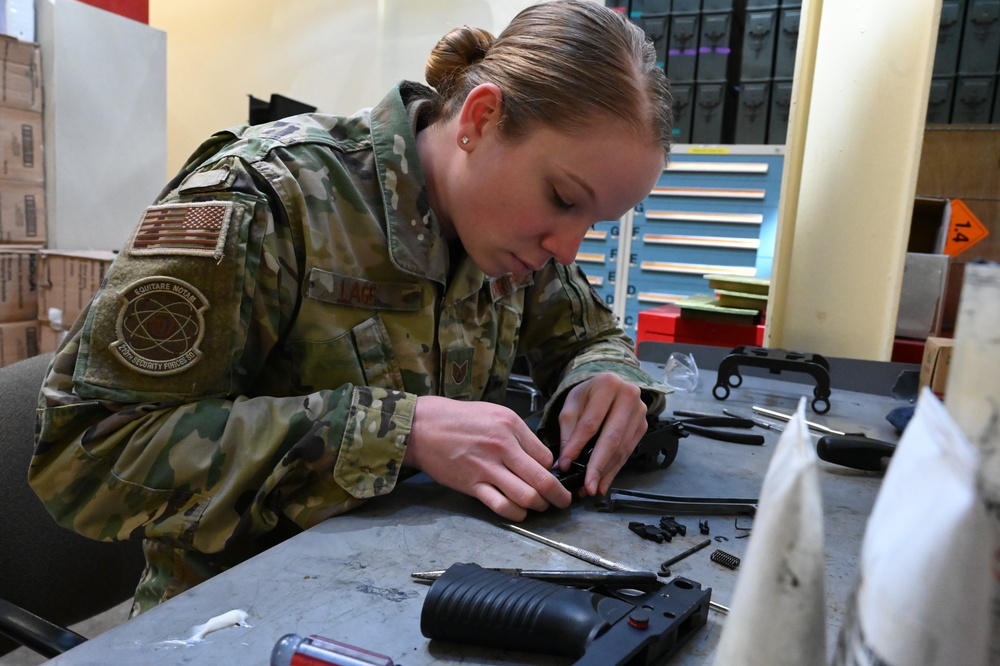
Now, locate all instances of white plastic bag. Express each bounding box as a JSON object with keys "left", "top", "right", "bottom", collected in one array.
[
  {"left": 714, "top": 397, "right": 827, "bottom": 666},
  {"left": 832, "top": 388, "right": 993, "bottom": 666}
]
